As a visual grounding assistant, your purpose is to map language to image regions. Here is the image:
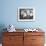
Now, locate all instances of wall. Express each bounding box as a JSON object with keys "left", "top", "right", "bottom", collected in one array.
[{"left": 0, "top": 0, "right": 46, "bottom": 30}]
